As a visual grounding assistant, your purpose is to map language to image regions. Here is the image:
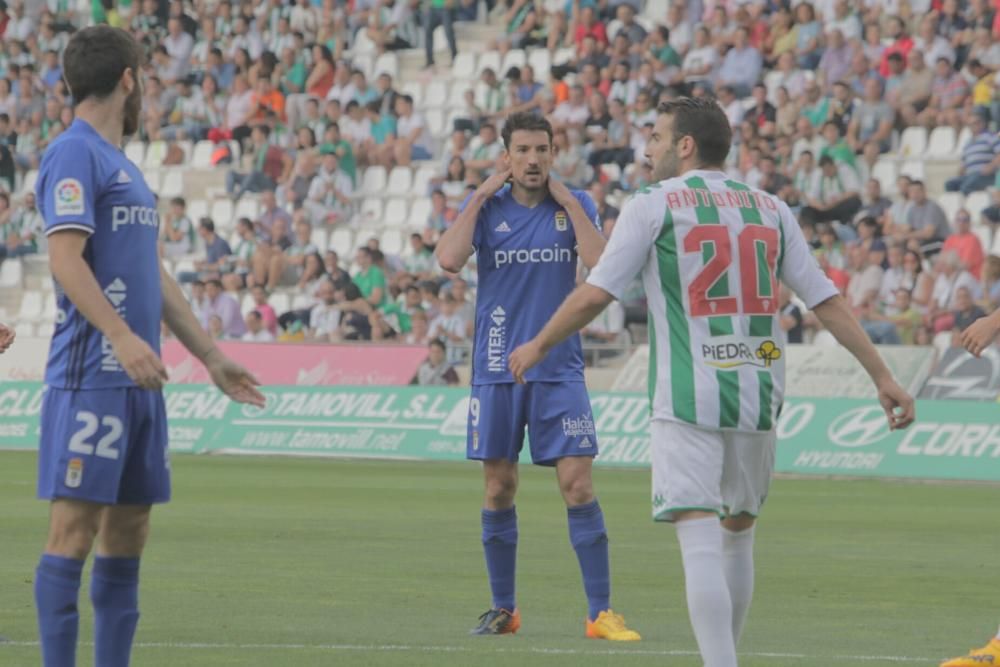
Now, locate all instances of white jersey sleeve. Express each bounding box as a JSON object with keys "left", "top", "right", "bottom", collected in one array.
[
  {"left": 585, "top": 193, "right": 659, "bottom": 300},
  {"left": 776, "top": 200, "right": 839, "bottom": 309}
]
